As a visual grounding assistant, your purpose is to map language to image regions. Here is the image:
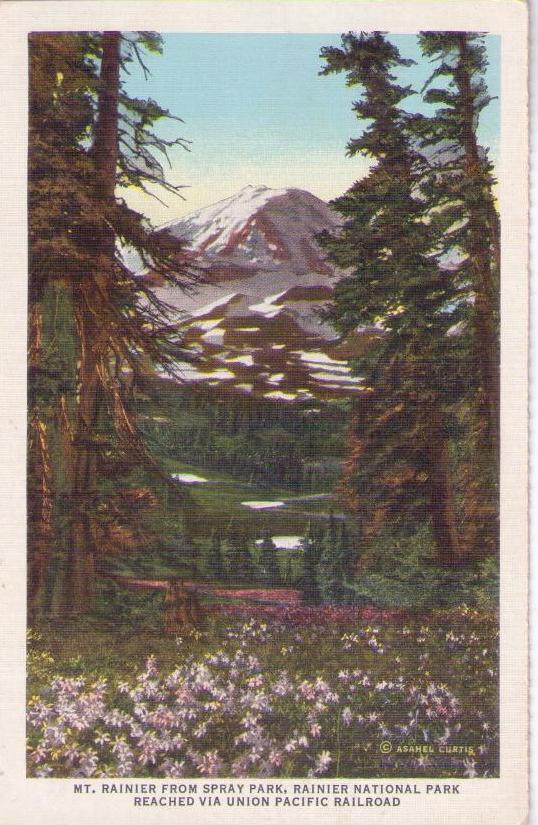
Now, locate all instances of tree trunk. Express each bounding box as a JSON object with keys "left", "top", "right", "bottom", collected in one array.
[
  {"left": 426, "top": 399, "right": 464, "bottom": 567},
  {"left": 28, "top": 301, "right": 54, "bottom": 619},
  {"left": 28, "top": 411, "right": 54, "bottom": 619},
  {"left": 455, "top": 33, "right": 500, "bottom": 457},
  {"left": 92, "top": 31, "right": 121, "bottom": 202},
  {"left": 62, "top": 333, "right": 100, "bottom": 614},
  {"left": 164, "top": 582, "right": 205, "bottom": 634},
  {"left": 62, "top": 32, "right": 121, "bottom": 615}
]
